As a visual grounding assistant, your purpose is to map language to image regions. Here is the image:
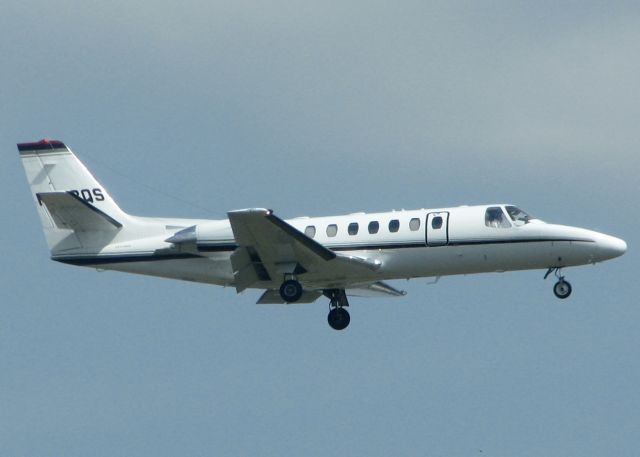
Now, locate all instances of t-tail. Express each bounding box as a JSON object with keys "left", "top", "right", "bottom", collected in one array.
[{"left": 18, "top": 139, "right": 129, "bottom": 256}]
